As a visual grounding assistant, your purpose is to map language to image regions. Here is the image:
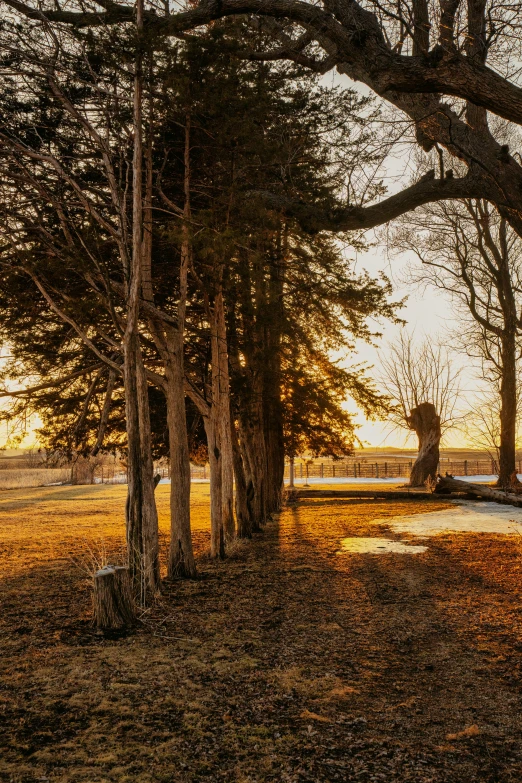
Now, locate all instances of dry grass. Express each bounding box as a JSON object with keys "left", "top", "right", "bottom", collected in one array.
[
  {"left": 1, "top": 485, "right": 522, "bottom": 782},
  {"left": 0, "top": 467, "right": 71, "bottom": 490}
]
